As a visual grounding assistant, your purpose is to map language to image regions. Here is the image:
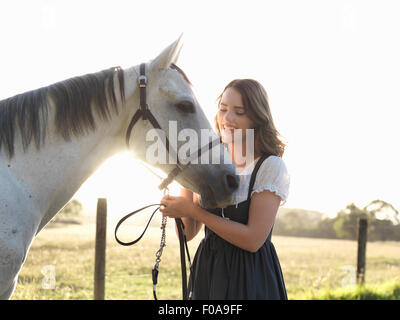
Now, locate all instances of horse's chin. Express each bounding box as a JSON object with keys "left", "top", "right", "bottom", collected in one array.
[{"left": 199, "top": 185, "right": 233, "bottom": 209}]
